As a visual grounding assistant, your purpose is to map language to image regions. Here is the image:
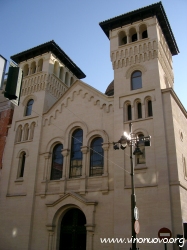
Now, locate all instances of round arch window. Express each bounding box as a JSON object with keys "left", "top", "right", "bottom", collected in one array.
[
  {"left": 25, "top": 99, "right": 34, "bottom": 116},
  {"left": 131, "top": 71, "right": 142, "bottom": 90}
]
